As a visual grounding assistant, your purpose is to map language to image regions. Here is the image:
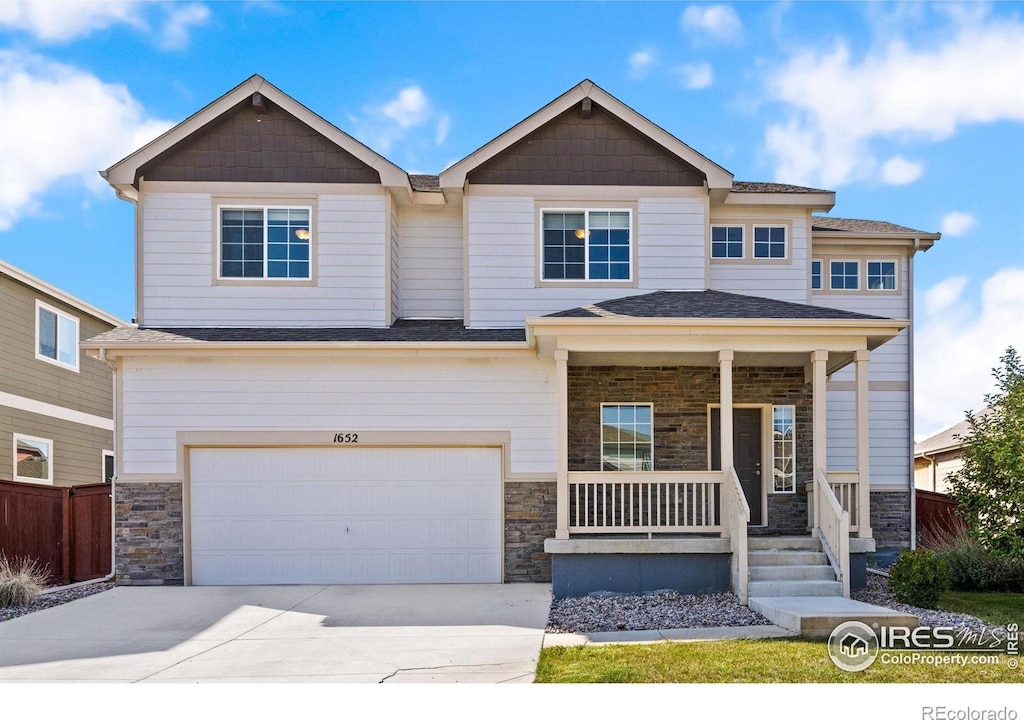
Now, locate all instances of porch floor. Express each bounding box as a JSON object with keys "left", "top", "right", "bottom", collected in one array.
[{"left": 748, "top": 595, "right": 918, "bottom": 639}]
